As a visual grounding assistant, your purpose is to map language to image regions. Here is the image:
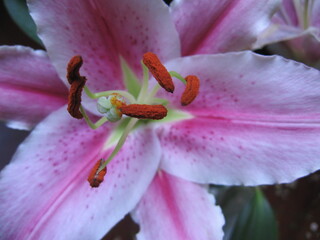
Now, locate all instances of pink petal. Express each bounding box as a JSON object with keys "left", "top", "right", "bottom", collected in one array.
[
  {"left": 157, "top": 117, "right": 320, "bottom": 185},
  {"left": 254, "top": 2, "right": 320, "bottom": 49},
  {"left": 277, "top": 0, "right": 299, "bottom": 26},
  {"left": 255, "top": 0, "right": 320, "bottom": 49},
  {"left": 91, "top": 0, "right": 181, "bottom": 72},
  {"left": 311, "top": 1, "right": 320, "bottom": 28},
  {"left": 0, "top": 107, "right": 161, "bottom": 239},
  {"left": 276, "top": 0, "right": 320, "bottom": 31},
  {"left": 160, "top": 52, "right": 320, "bottom": 122},
  {"left": 281, "top": 32, "right": 320, "bottom": 64},
  {"left": 132, "top": 171, "right": 224, "bottom": 240},
  {"left": 28, "top": 0, "right": 180, "bottom": 94},
  {"left": 170, "top": 0, "right": 279, "bottom": 55},
  {"left": 0, "top": 46, "right": 67, "bottom": 129},
  {"left": 253, "top": 24, "right": 311, "bottom": 49}
]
